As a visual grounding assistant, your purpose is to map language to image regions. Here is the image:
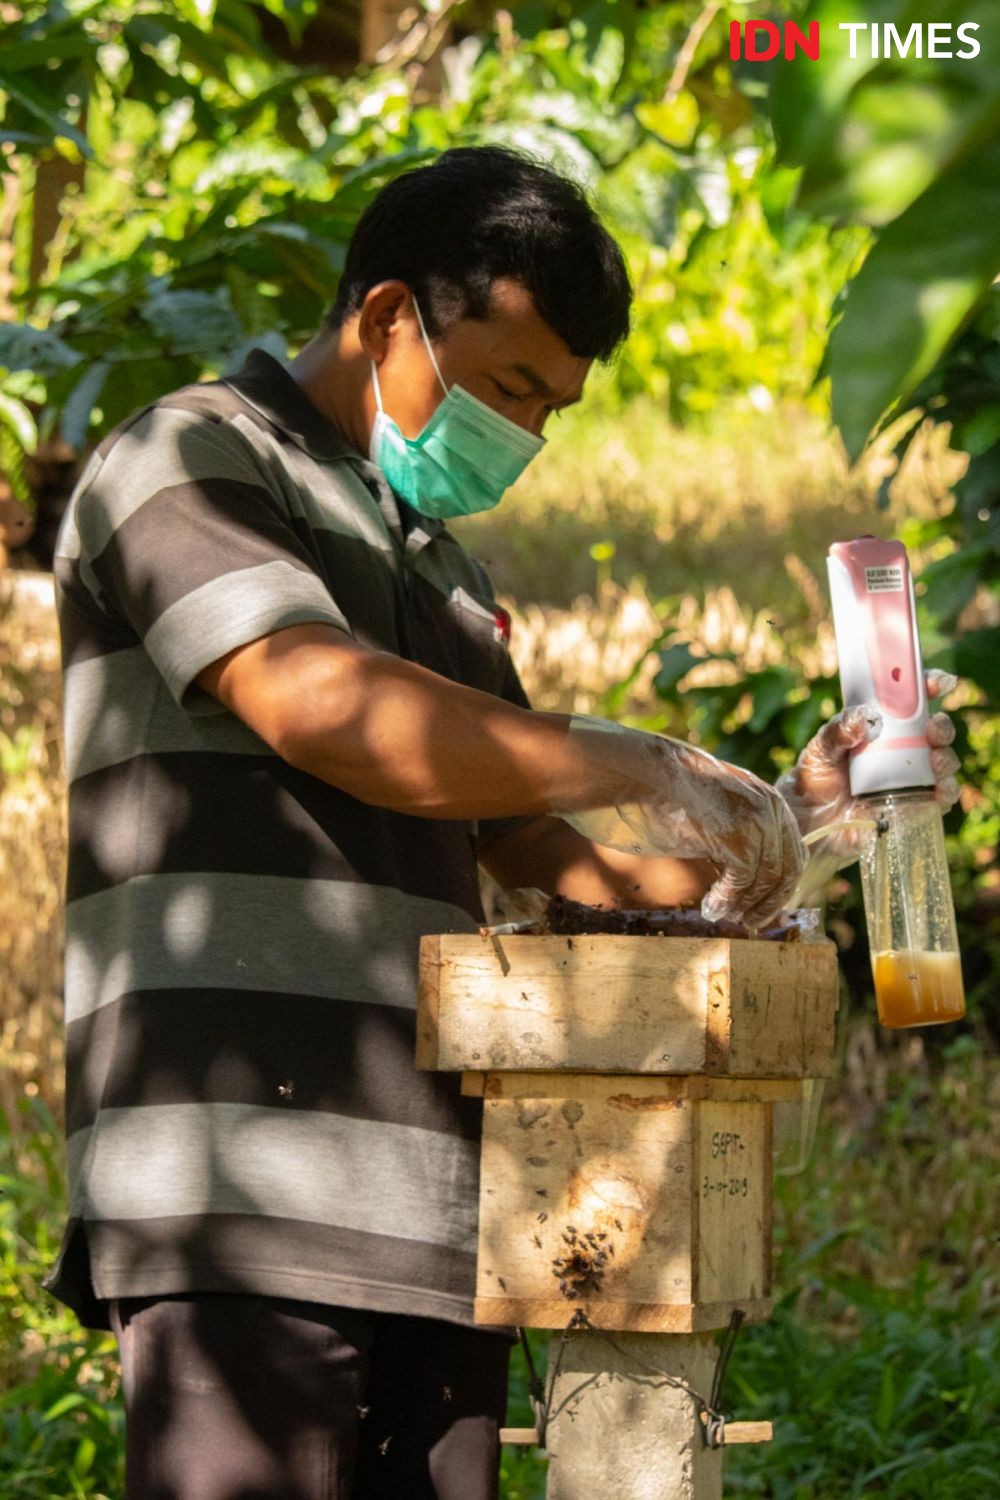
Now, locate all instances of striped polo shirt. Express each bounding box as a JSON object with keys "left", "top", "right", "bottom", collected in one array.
[{"left": 44, "top": 347, "right": 535, "bottom": 1332}]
